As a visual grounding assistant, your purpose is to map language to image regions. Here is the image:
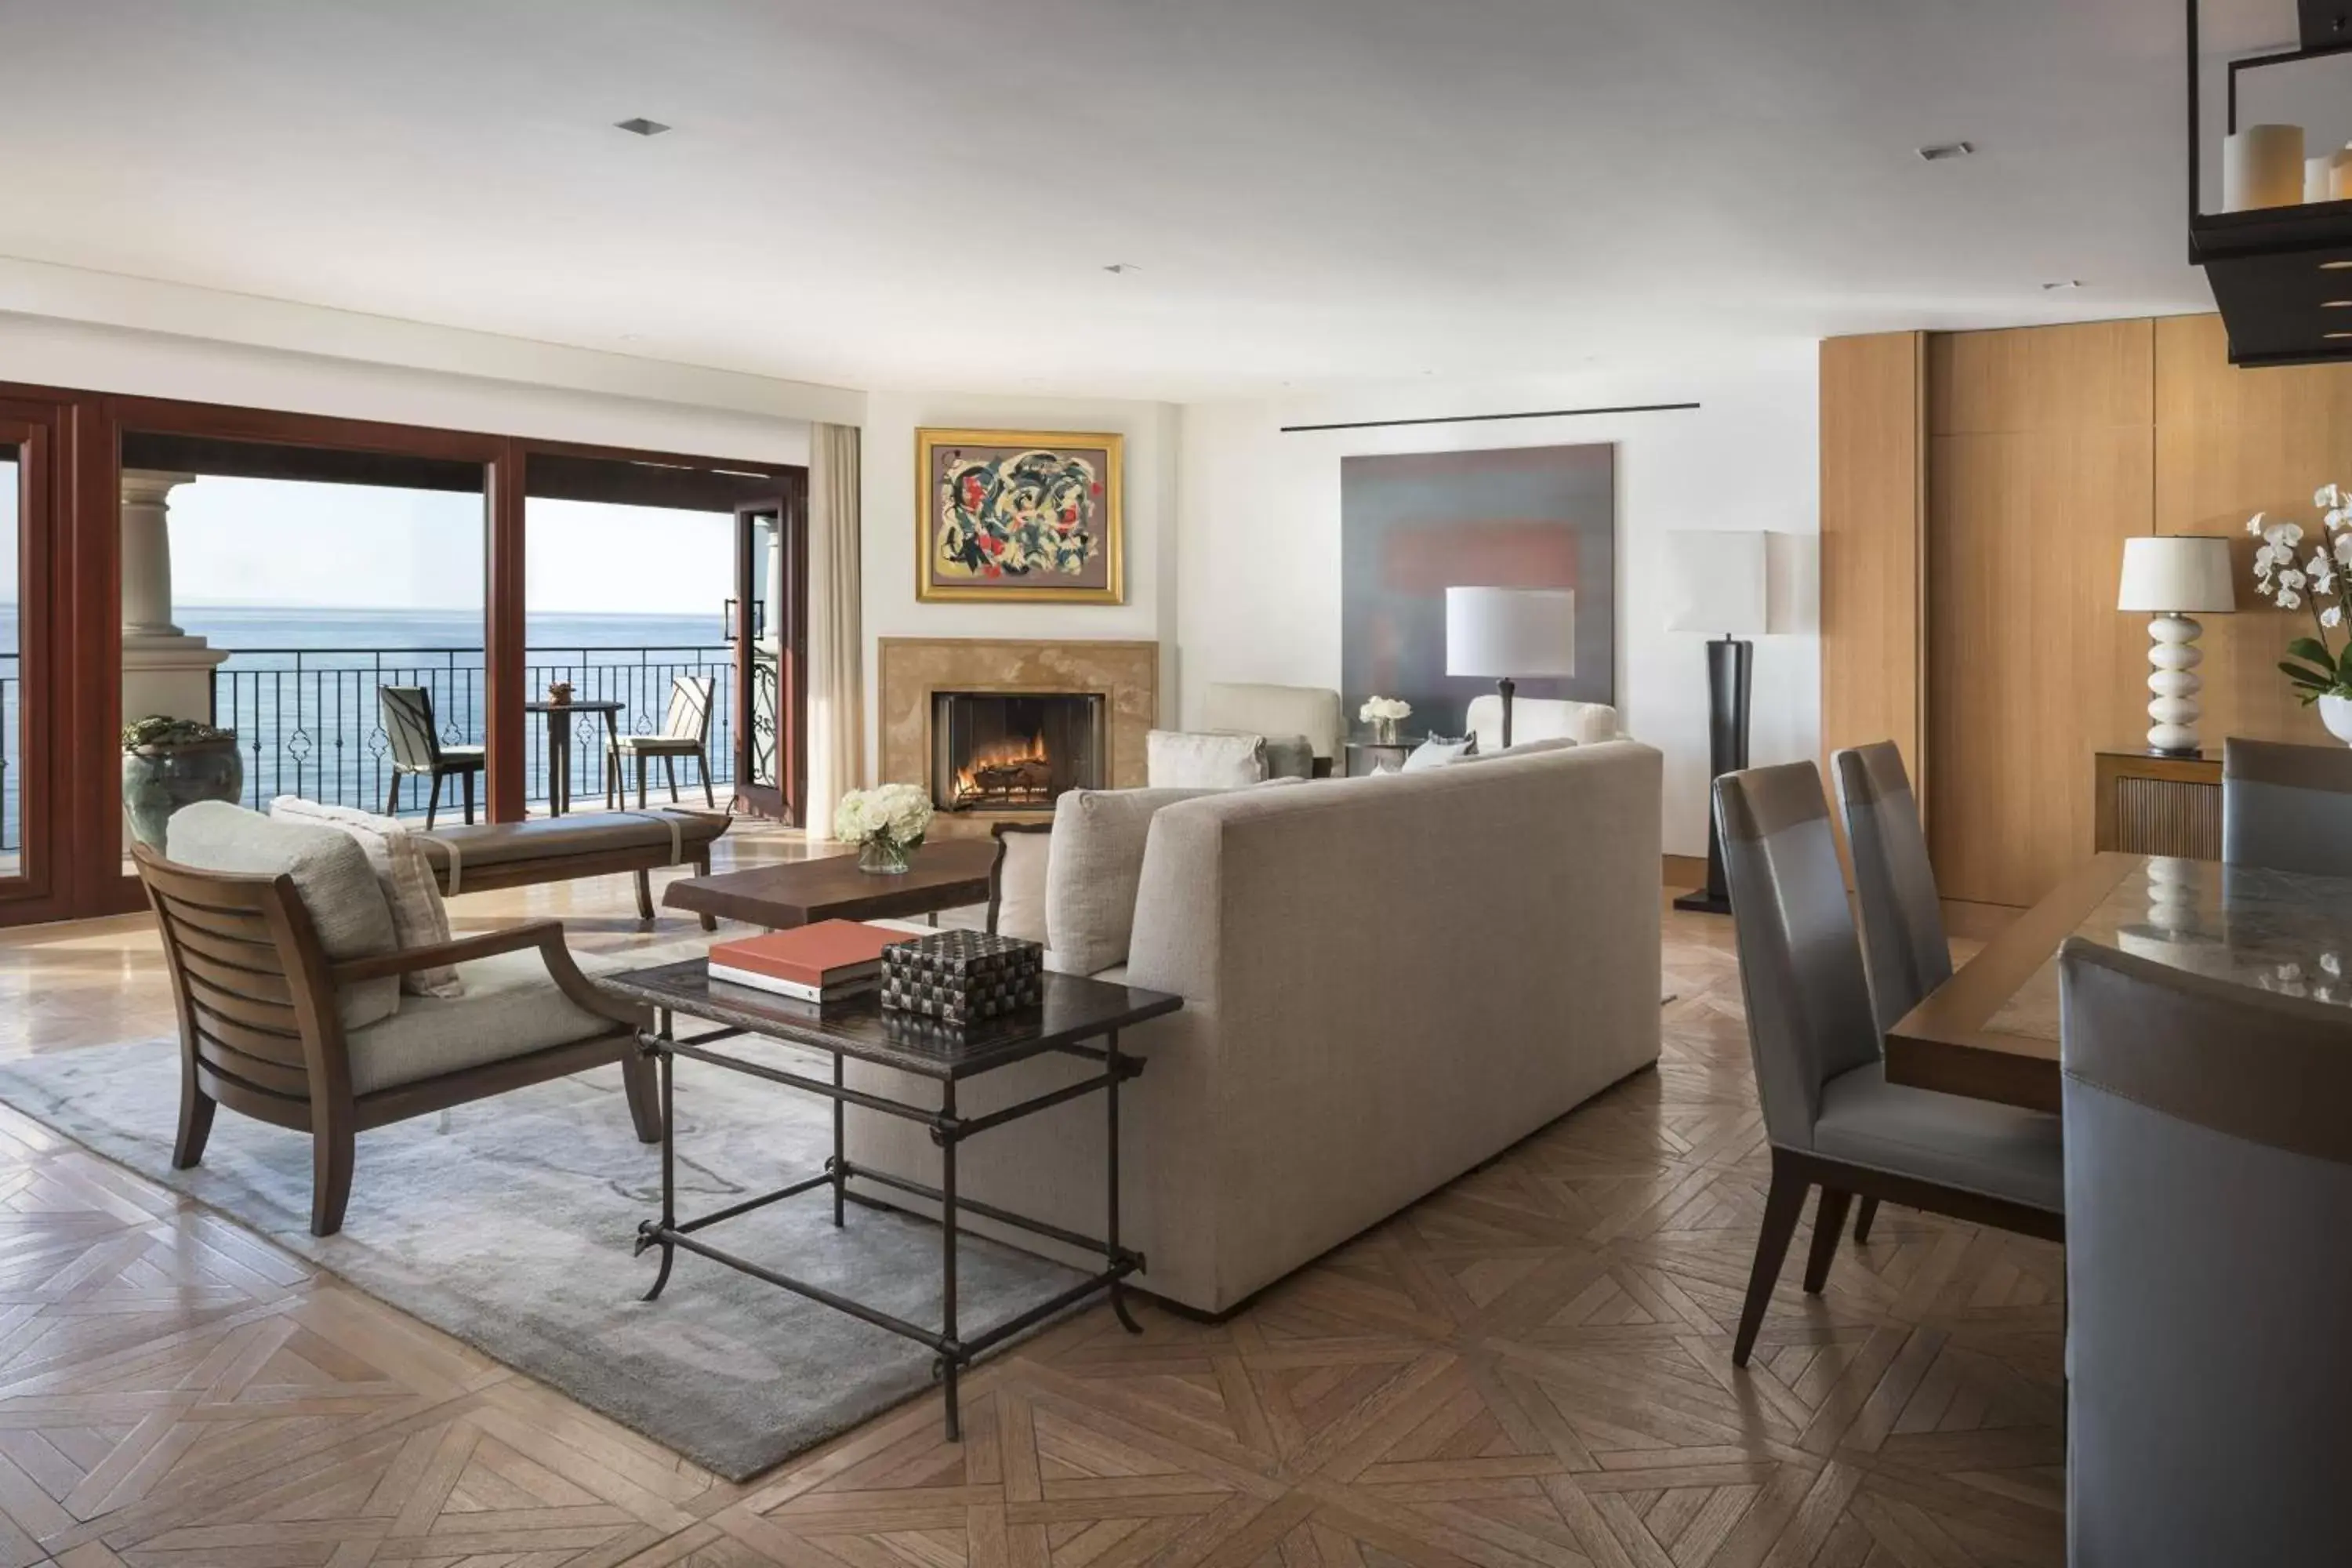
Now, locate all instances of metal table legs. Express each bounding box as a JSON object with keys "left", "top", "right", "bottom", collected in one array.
[{"left": 633, "top": 1023, "right": 1145, "bottom": 1439}]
